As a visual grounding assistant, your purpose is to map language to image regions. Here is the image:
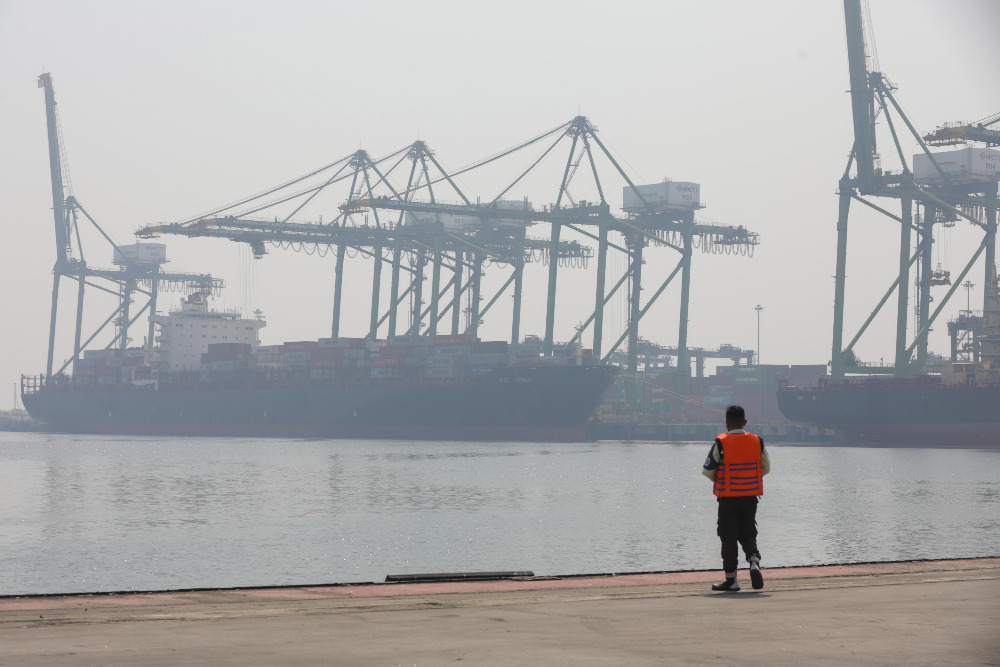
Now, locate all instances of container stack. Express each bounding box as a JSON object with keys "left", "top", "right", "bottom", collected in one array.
[
  {"left": 426, "top": 334, "right": 472, "bottom": 380},
  {"left": 310, "top": 338, "right": 367, "bottom": 380},
  {"left": 510, "top": 339, "right": 543, "bottom": 366},
  {"left": 200, "top": 343, "right": 255, "bottom": 383},
  {"left": 470, "top": 340, "right": 507, "bottom": 377},
  {"left": 278, "top": 341, "right": 316, "bottom": 375},
  {"left": 72, "top": 348, "right": 152, "bottom": 387},
  {"left": 254, "top": 345, "right": 283, "bottom": 374},
  {"left": 72, "top": 334, "right": 603, "bottom": 390}
]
